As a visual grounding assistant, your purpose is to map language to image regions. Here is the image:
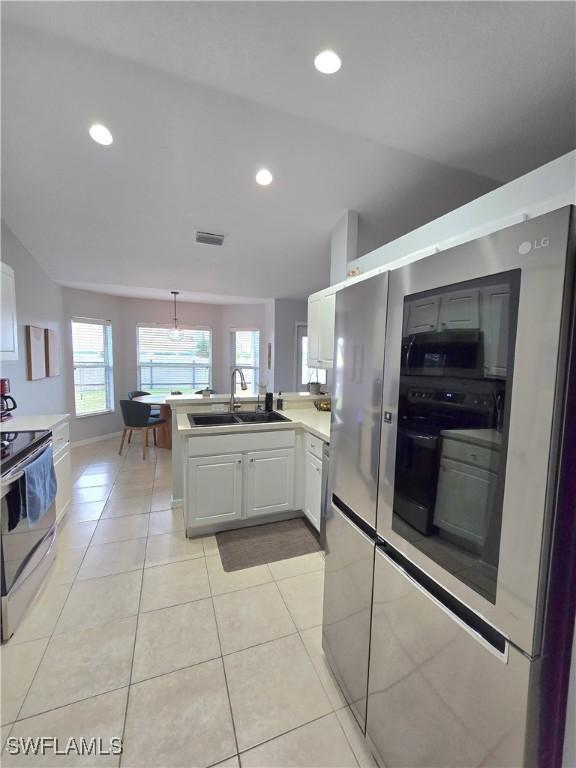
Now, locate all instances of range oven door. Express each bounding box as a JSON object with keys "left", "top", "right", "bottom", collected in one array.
[{"left": 377, "top": 206, "right": 574, "bottom": 656}]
